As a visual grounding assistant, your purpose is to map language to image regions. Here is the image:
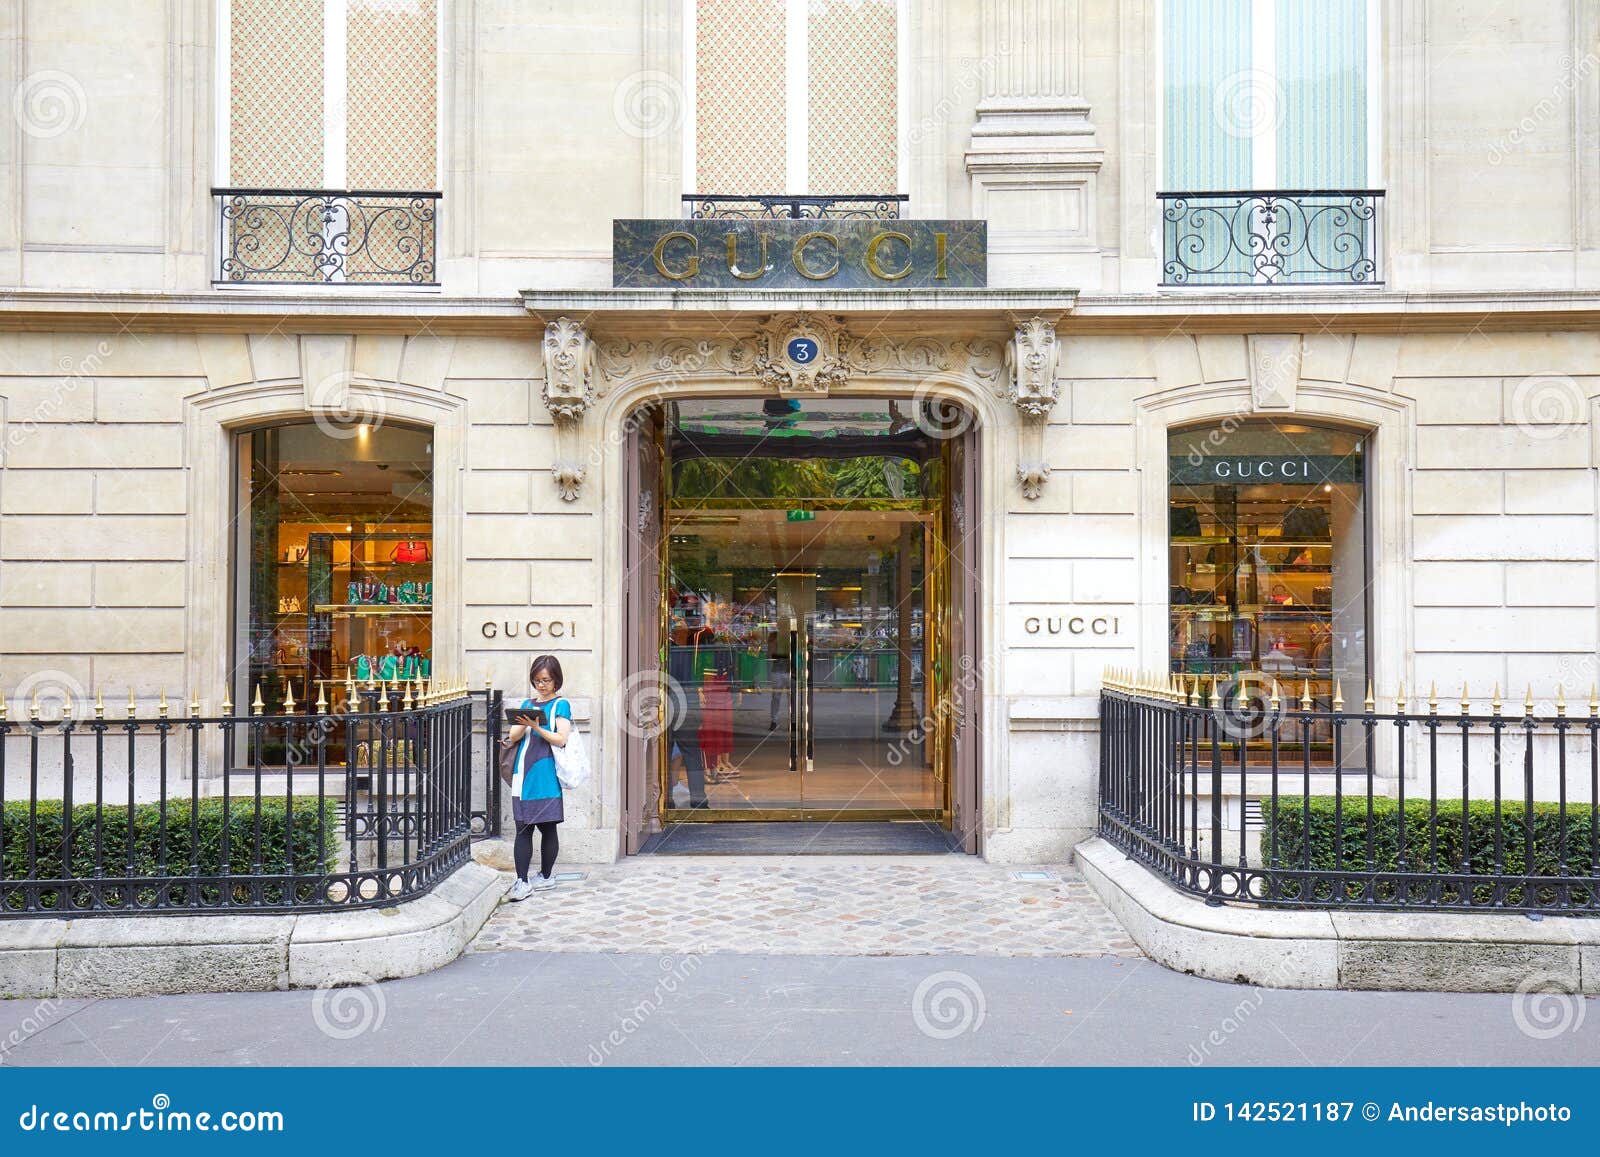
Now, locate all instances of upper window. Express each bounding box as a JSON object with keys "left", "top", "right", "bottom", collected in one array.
[
  {"left": 1163, "top": 0, "right": 1375, "bottom": 191},
  {"left": 222, "top": 0, "right": 438, "bottom": 190},
  {"left": 689, "top": 0, "right": 900, "bottom": 196}
]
